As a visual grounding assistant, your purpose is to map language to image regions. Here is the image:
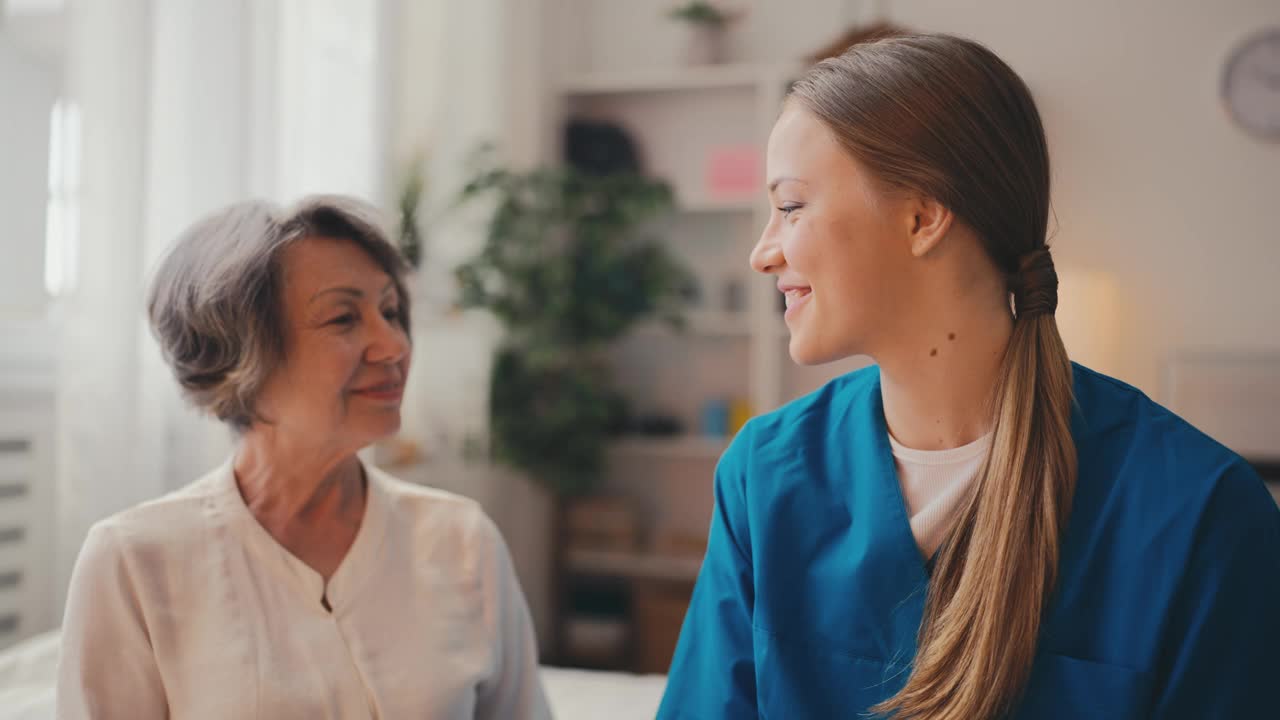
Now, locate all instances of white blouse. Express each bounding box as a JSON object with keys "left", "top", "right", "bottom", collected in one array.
[{"left": 55, "top": 460, "right": 552, "bottom": 719}]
